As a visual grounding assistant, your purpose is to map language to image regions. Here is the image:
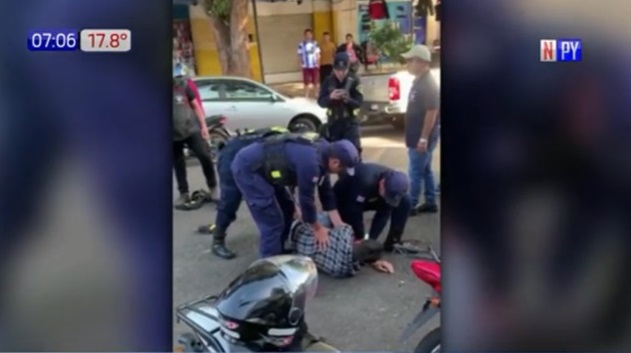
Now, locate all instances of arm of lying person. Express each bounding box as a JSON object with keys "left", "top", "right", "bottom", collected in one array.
[{"left": 370, "top": 259, "right": 394, "bottom": 274}]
